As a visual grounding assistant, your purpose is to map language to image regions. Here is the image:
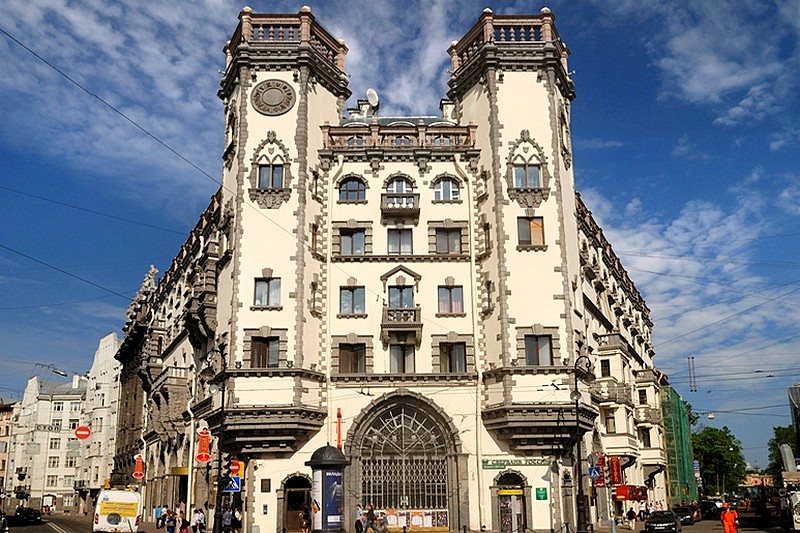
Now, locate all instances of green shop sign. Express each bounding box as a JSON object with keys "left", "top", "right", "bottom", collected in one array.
[
  {"left": 535, "top": 488, "right": 548, "bottom": 500},
  {"left": 481, "top": 458, "right": 550, "bottom": 469}
]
